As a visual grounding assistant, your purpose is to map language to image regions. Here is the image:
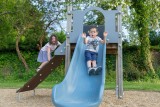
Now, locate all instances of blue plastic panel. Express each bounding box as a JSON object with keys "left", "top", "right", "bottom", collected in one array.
[
  {"left": 54, "top": 41, "right": 66, "bottom": 55},
  {"left": 70, "top": 7, "right": 119, "bottom": 43}
]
